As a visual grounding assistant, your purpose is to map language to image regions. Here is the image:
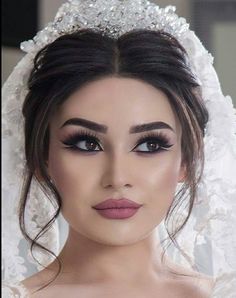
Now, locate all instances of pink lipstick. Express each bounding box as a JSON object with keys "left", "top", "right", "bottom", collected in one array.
[{"left": 92, "top": 198, "right": 142, "bottom": 219}]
